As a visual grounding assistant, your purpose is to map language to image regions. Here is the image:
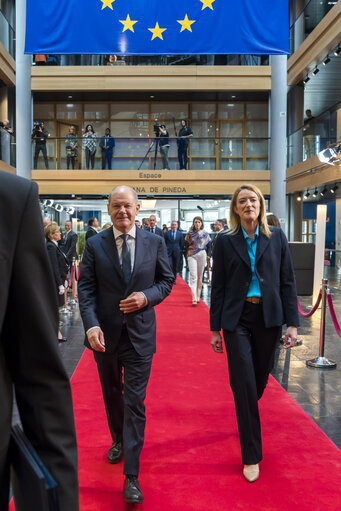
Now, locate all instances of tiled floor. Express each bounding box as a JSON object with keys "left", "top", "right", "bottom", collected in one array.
[{"left": 27, "top": 269, "right": 341, "bottom": 451}]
